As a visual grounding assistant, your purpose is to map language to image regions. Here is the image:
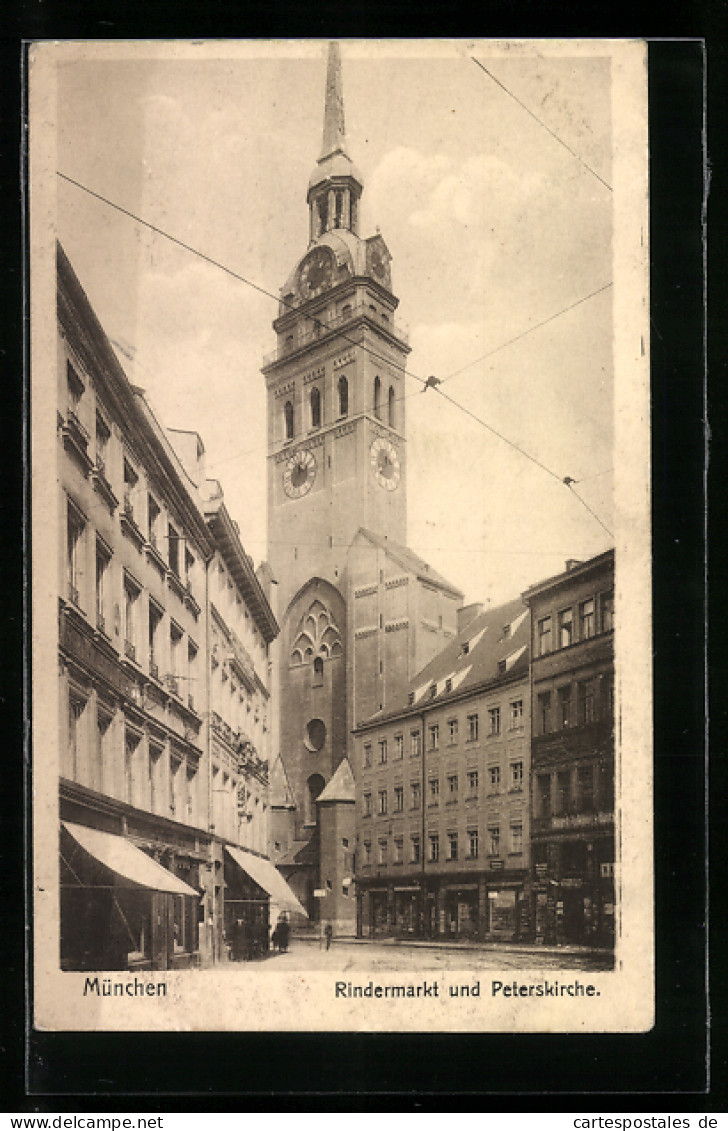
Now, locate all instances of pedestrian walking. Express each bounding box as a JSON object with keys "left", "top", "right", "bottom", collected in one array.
[{"left": 324, "top": 922, "right": 333, "bottom": 951}]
